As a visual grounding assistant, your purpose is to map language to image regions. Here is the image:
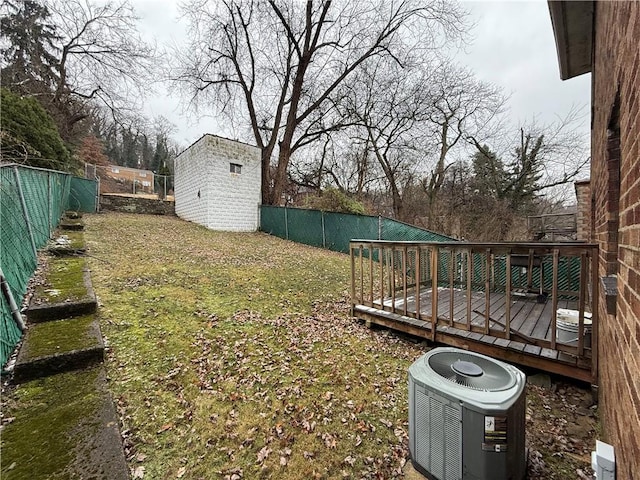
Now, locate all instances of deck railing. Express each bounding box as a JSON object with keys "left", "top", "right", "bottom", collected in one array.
[
  {"left": 350, "top": 240, "right": 598, "bottom": 373},
  {"left": 527, "top": 212, "right": 577, "bottom": 232}
]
